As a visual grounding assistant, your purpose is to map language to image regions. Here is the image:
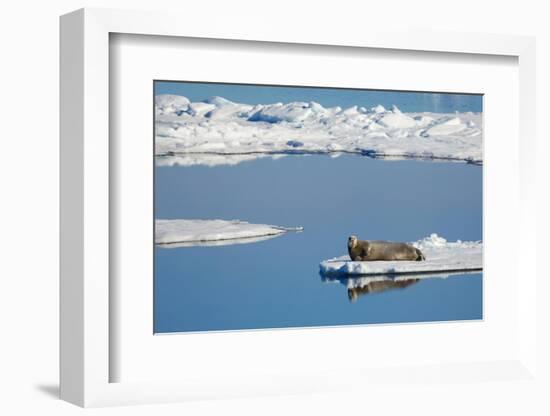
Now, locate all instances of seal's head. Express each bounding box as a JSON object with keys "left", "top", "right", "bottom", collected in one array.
[{"left": 348, "top": 235, "right": 358, "bottom": 249}]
